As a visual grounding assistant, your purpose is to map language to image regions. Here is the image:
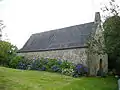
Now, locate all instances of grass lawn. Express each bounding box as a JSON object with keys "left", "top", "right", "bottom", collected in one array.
[{"left": 0, "top": 67, "right": 117, "bottom": 90}]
